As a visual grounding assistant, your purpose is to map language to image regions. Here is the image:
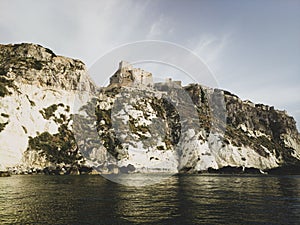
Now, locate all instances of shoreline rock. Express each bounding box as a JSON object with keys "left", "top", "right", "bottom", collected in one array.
[
  {"left": 6, "top": 164, "right": 300, "bottom": 176},
  {"left": 0, "top": 171, "right": 11, "bottom": 177}
]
